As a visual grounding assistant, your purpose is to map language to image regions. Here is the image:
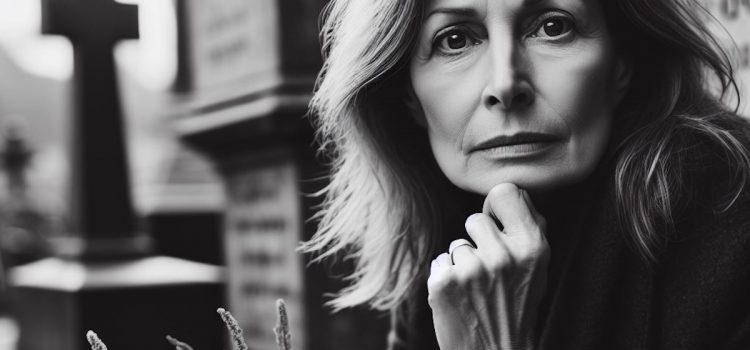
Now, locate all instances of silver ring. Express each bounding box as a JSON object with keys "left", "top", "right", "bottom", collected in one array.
[{"left": 449, "top": 242, "right": 474, "bottom": 265}]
